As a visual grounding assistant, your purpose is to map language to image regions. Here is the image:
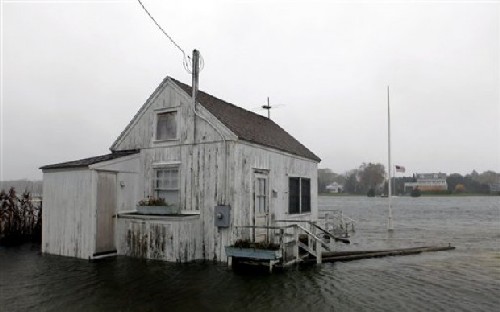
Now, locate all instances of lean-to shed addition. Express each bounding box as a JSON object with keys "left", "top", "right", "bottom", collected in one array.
[{"left": 41, "top": 76, "right": 321, "bottom": 262}]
